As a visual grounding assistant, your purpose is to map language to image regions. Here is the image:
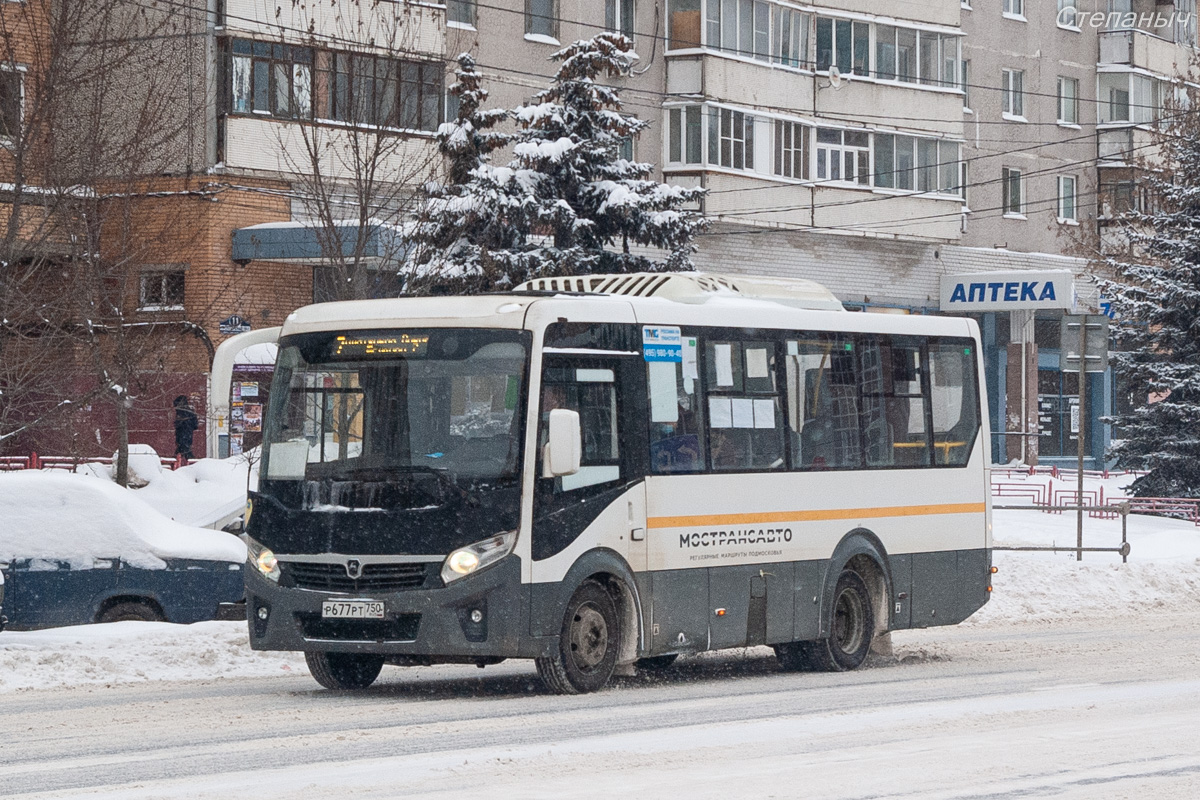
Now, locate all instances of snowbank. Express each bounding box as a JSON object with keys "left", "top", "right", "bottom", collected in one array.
[
  {"left": 135, "top": 456, "right": 256, "bottom": 529},
  {"left": 0, "top": 471, "right": 246, "bottom": 568},
  {"left": 0, "top": 621, "right": 303, "bottom": 691}
]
